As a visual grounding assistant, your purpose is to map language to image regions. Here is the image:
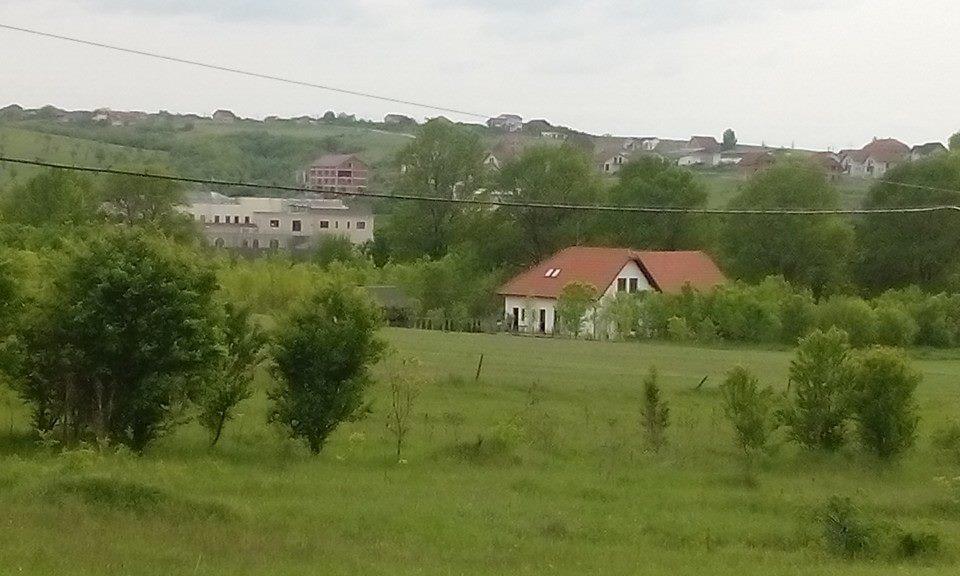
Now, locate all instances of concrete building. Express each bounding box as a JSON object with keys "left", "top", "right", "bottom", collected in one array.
[
  {"left": 498, "top": 246, "right": 726, "bottom": 335},
  {"left": 180, "top": 191, "right": 374, "bottom": 251},
  {"left": 303, "top": 154, "right": 369, "bottom": 195}
]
